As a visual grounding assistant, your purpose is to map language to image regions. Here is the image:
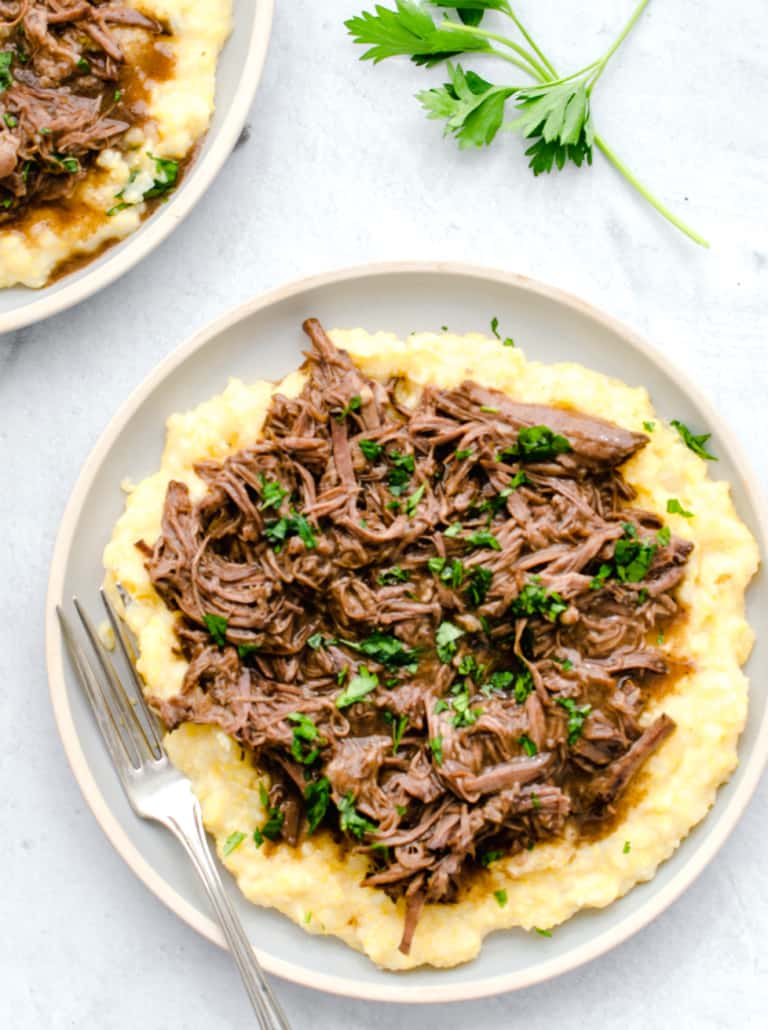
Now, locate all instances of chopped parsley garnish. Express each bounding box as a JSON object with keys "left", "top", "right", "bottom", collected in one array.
[
  {"left": 430, "top": 556, "right": 470, "bottom": 590},
  {"left": 671, "top": 419, "right": 717, "bottom": 460},
  {"left": 500, "top": 425, "right": 572, "bottom": 463},
  {"left": 253, "top": 784, "right": 285, "bottom": 845},
  {"left": 489, "top": 316, "right": 515, "bottom": 347},
  {"left": 436, "top": 620, "right": 464, "bottom": 662},
  {"left": 222, "top": 830, "right": 246, "bottom": 856},
  {"left": 518, "top": 733, "right": 538, "bottom": 756},
  {"left": 265, "top": 512, "right": 318, "bottom": 549},
  {"left": 455, "top": 447, "right": 473, "bottom": 460},
  {"left": 237, "top": 642, "right": 259, "bottom": 659},
  {"left": 113, "top": 89, "right": 123, "bottom": 103},
  {"left": 307, "top": 632, "right": 325, "bottom": 650},
  {"left": 480, "top": 849, "right": 504, "bottom": 867},
  {"left": 384, "top": 711, "right": 409, "bottom": 753},
  {"left": 612, "top": 525, "right": 658, "bottom": 581},
  {"left": 4, "top": 112, "right": 17, "bottom": 128},
  {"left": 465, "top": 566, "right": 493, "bottom": 606},
  {"left": 531, "top": 793, "right": 541, "bottom": 810},
  {"left": 76, "top": 57, "right": 91, "bottom": 73},
  {"left": 667, "top": 497, "right": 694, "bottom": 519},
  {"left": 345, "top": 630, "right": 418, "bottom": 670},
  {"left": 378, "top": 565, "right": 409, "bottom": 585},
  {"left": 458, "top": 654, "right": 482, "bottom": 680},
  {"left": 557, "top": 657, "right": 573, "bottom": 671},
  {"left": 429, "top": 735, "right": 444, "bottom": 765},
  {"left": 535, "top": 927, "right": 552, "bottom": 938},
  {"left": 144, "top": 154, "right": 180, "bottom": 200},
  {"left": 304, "top": 776, "right": 331, "bottom": 833},
  {"left": 336, "top": 666, "right": 379, "bottom": 708},
  {"left": 643, "top": 421, "right": 655, "bottom": 432},
  {"left": 387, "top": 450, "right": 416, "bottom": 495},
  {"left": 450, "top": 684, "right": 481, "bottom": 728},
  {"left": 493, "top": 889, "right": 508, "bottom": 907},
  {"left": 258, "top": 474, "right": 288, "bottom": 510},
  {"left": 480, "top": 405, "right": 499, "bottom": 414},
  {"left": 203, "top": 612, "right": 228, "bottom": 647},
  {"left": 359, "top": 438, "right": 383, "bottom": 461},
  {"left": 337, "top": 395, "right": 362, "bottom": 419},
  {"left": 54, "top": 154, "right": 80, "bottom": 174},
  {"left": 510, "top": 577, "right": 567, "bottom": 621},
  {"left": 0, "top": 51, "right": 14, "bottom": 92},
  {"left": 556, "top": 698, "right": 592, "bottom": 744},
  {"left": 623, "top": 840, "right": 632, "bottom": 854},
  {"left": 405, "top": 483, "right": 425, "bottom": 515},
  {"left": 656, "top": 525, "right": 671, "bottom": 546},
  {"left": 338, "top": 792, "right": 378, "bottom": 839},
  {"left": 465, "top": 529, "right": 501, "bottom": 550},
  {"left": 287, "top": 712, "right": 324, "bottom": 764},
  {"left": 444, "top": 521, "right": 463, "bottom": 538}
]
